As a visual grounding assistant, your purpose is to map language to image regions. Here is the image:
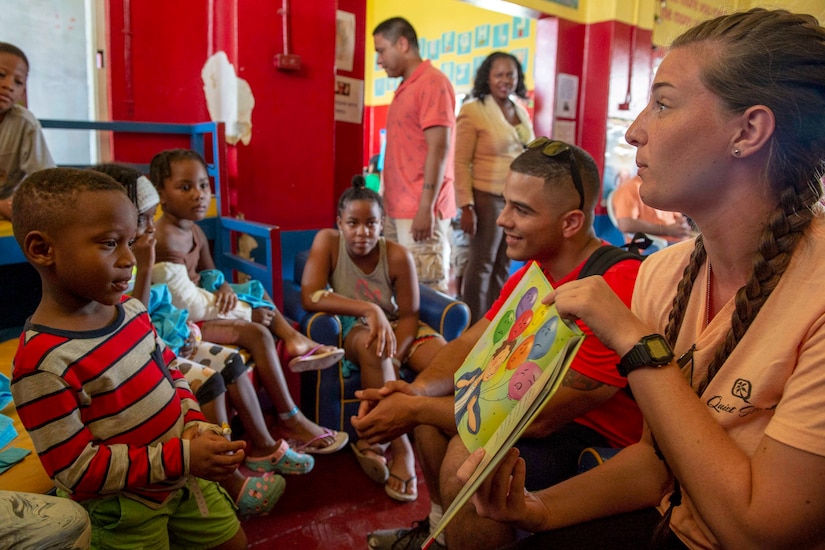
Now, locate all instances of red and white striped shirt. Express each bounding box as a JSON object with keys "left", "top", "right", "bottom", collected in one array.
[{"left": 11, "top": 297, "right": 207, "bottom": 508}]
